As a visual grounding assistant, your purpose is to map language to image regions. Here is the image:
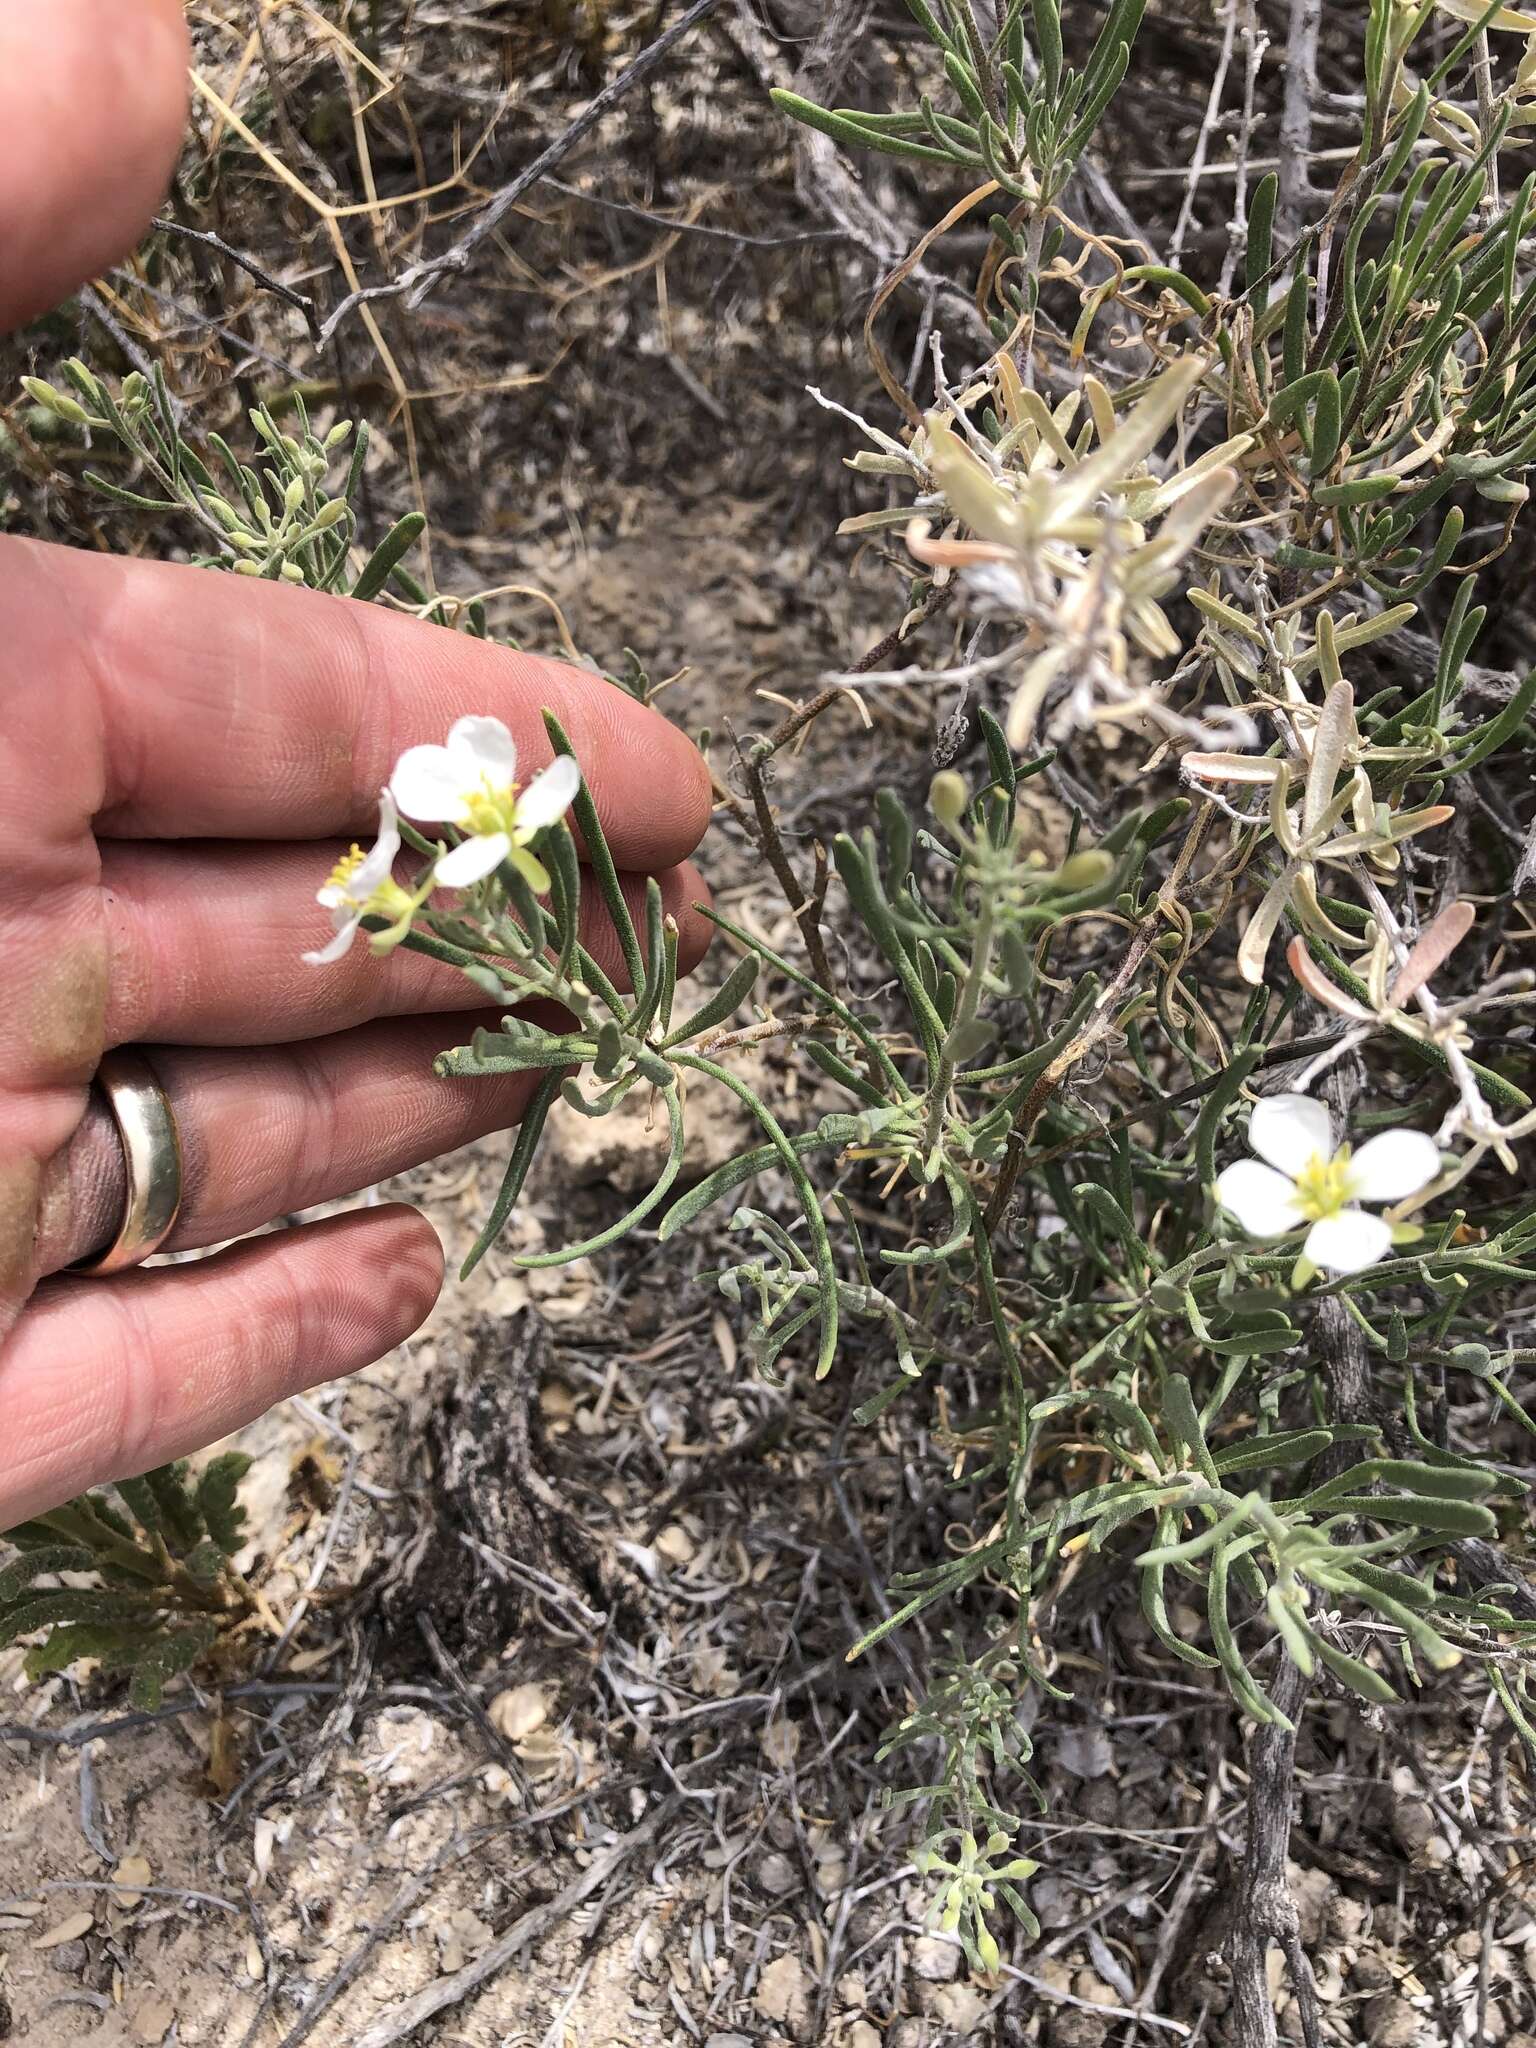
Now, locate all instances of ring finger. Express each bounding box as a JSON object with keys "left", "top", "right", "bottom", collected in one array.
[{"left": 36, "top": 1006, "right": 609, "bottom": 1277}]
